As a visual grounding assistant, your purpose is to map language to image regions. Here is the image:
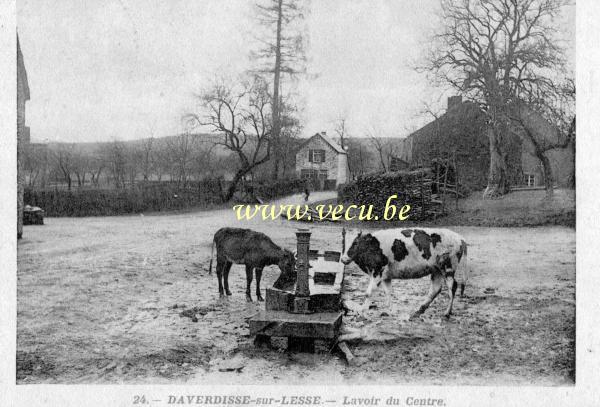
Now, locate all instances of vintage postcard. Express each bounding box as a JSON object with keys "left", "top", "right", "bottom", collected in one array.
[{"left": 2, "top": 0, "right": 599, "bottom": 405}]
